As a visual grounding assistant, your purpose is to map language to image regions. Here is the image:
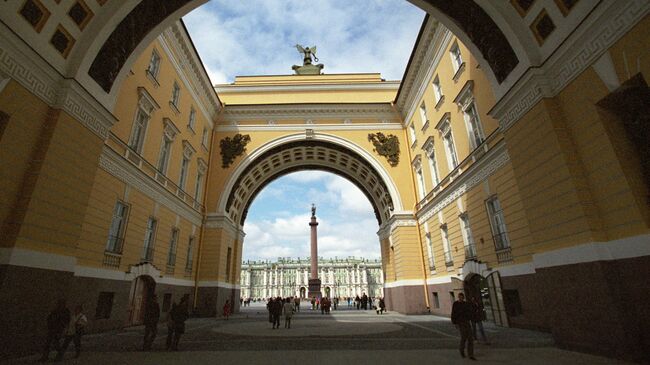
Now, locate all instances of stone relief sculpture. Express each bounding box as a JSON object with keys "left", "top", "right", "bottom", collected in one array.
[
  {"left": 220, "top": 133, "right": 251, "bottom": 168},
  {"left": 368, "top": 132, "right": 400, "bottom": 167}
]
